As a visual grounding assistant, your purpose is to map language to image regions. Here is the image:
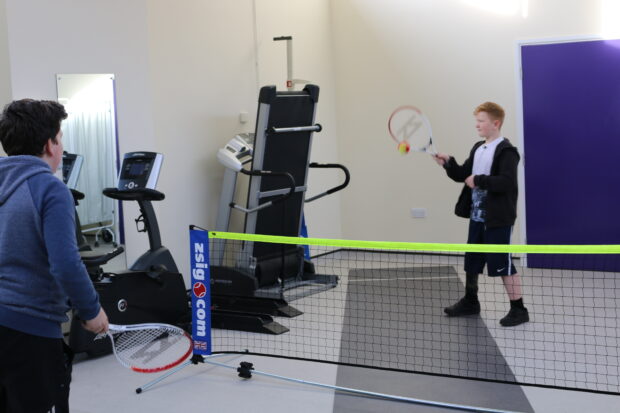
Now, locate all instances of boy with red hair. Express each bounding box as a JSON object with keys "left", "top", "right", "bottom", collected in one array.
[{"left": 434, "top": 102, "right": 529, "bottom": 327}]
